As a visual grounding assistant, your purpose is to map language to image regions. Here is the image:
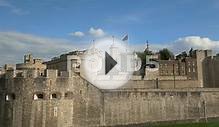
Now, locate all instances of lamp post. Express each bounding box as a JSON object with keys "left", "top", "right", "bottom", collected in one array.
[
  {"left": 203, "top": 100, "right": 207, "bottom": 127},
  {"left": 173, "top": 63, "right": 176, "bottom": 88}
]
